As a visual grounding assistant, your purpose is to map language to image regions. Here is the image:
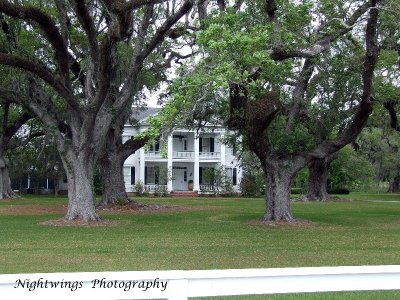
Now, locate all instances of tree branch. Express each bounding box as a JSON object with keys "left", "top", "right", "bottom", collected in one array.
[
  {"left": 384, "top": 100, "right": 400, "bottom": 132},
  {"left": 4, "top": 112, "right": 32, "bottom": 140},
  {"left": 0, "top": 53, "right": 81, "bottom": 113},
  {"left": 123, "top": 0, "right": 166, "bottom": 11},
  {"left": 118, "top": 136, "right": 149, "bottom": 162},
  {"left": 270, "top": 1, "right": 372, "bottom": 61},
  {"left": 6, "top": 130, "right": 45, "bottom": 151},
  {"left": 308, "top": 0, "right": 379, "bottom": 159},
  {"left": 140, "top": 0, "right": 194, "bottom": 59},
  {"left": 68, "top": 0, "right": 99, "bottom": 70},
  {"left": 285, "top": 58, "right": 314, "bottom": 133},
  {"left": 0, "top": 0, "right": 70, "bottom": 80}
]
